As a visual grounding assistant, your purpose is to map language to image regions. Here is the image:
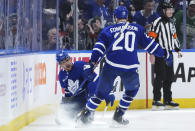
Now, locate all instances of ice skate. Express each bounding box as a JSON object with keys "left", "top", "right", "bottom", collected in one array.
[
  {"left": 111, "top": 107, "right": 129, "bottom": 127},
  {"left": 75, "top": 107, "right": 94, "bottom": 127},
  {"left": 164, "top": 101, "right": 179, "bottom": 110},
  {"left": 152, "top": 101, "right": 165, "bottom": 111}
]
